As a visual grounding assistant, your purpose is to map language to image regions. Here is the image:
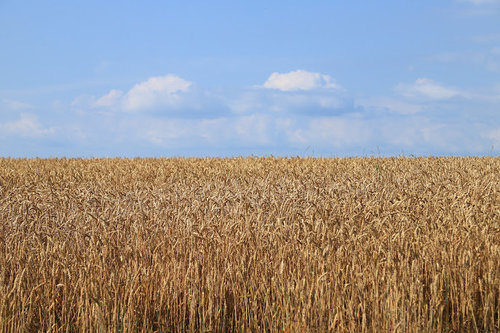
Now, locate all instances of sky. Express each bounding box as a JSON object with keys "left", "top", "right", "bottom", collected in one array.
[{"left": 1, "top": 0, "right": 499, "bottom": 157}]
